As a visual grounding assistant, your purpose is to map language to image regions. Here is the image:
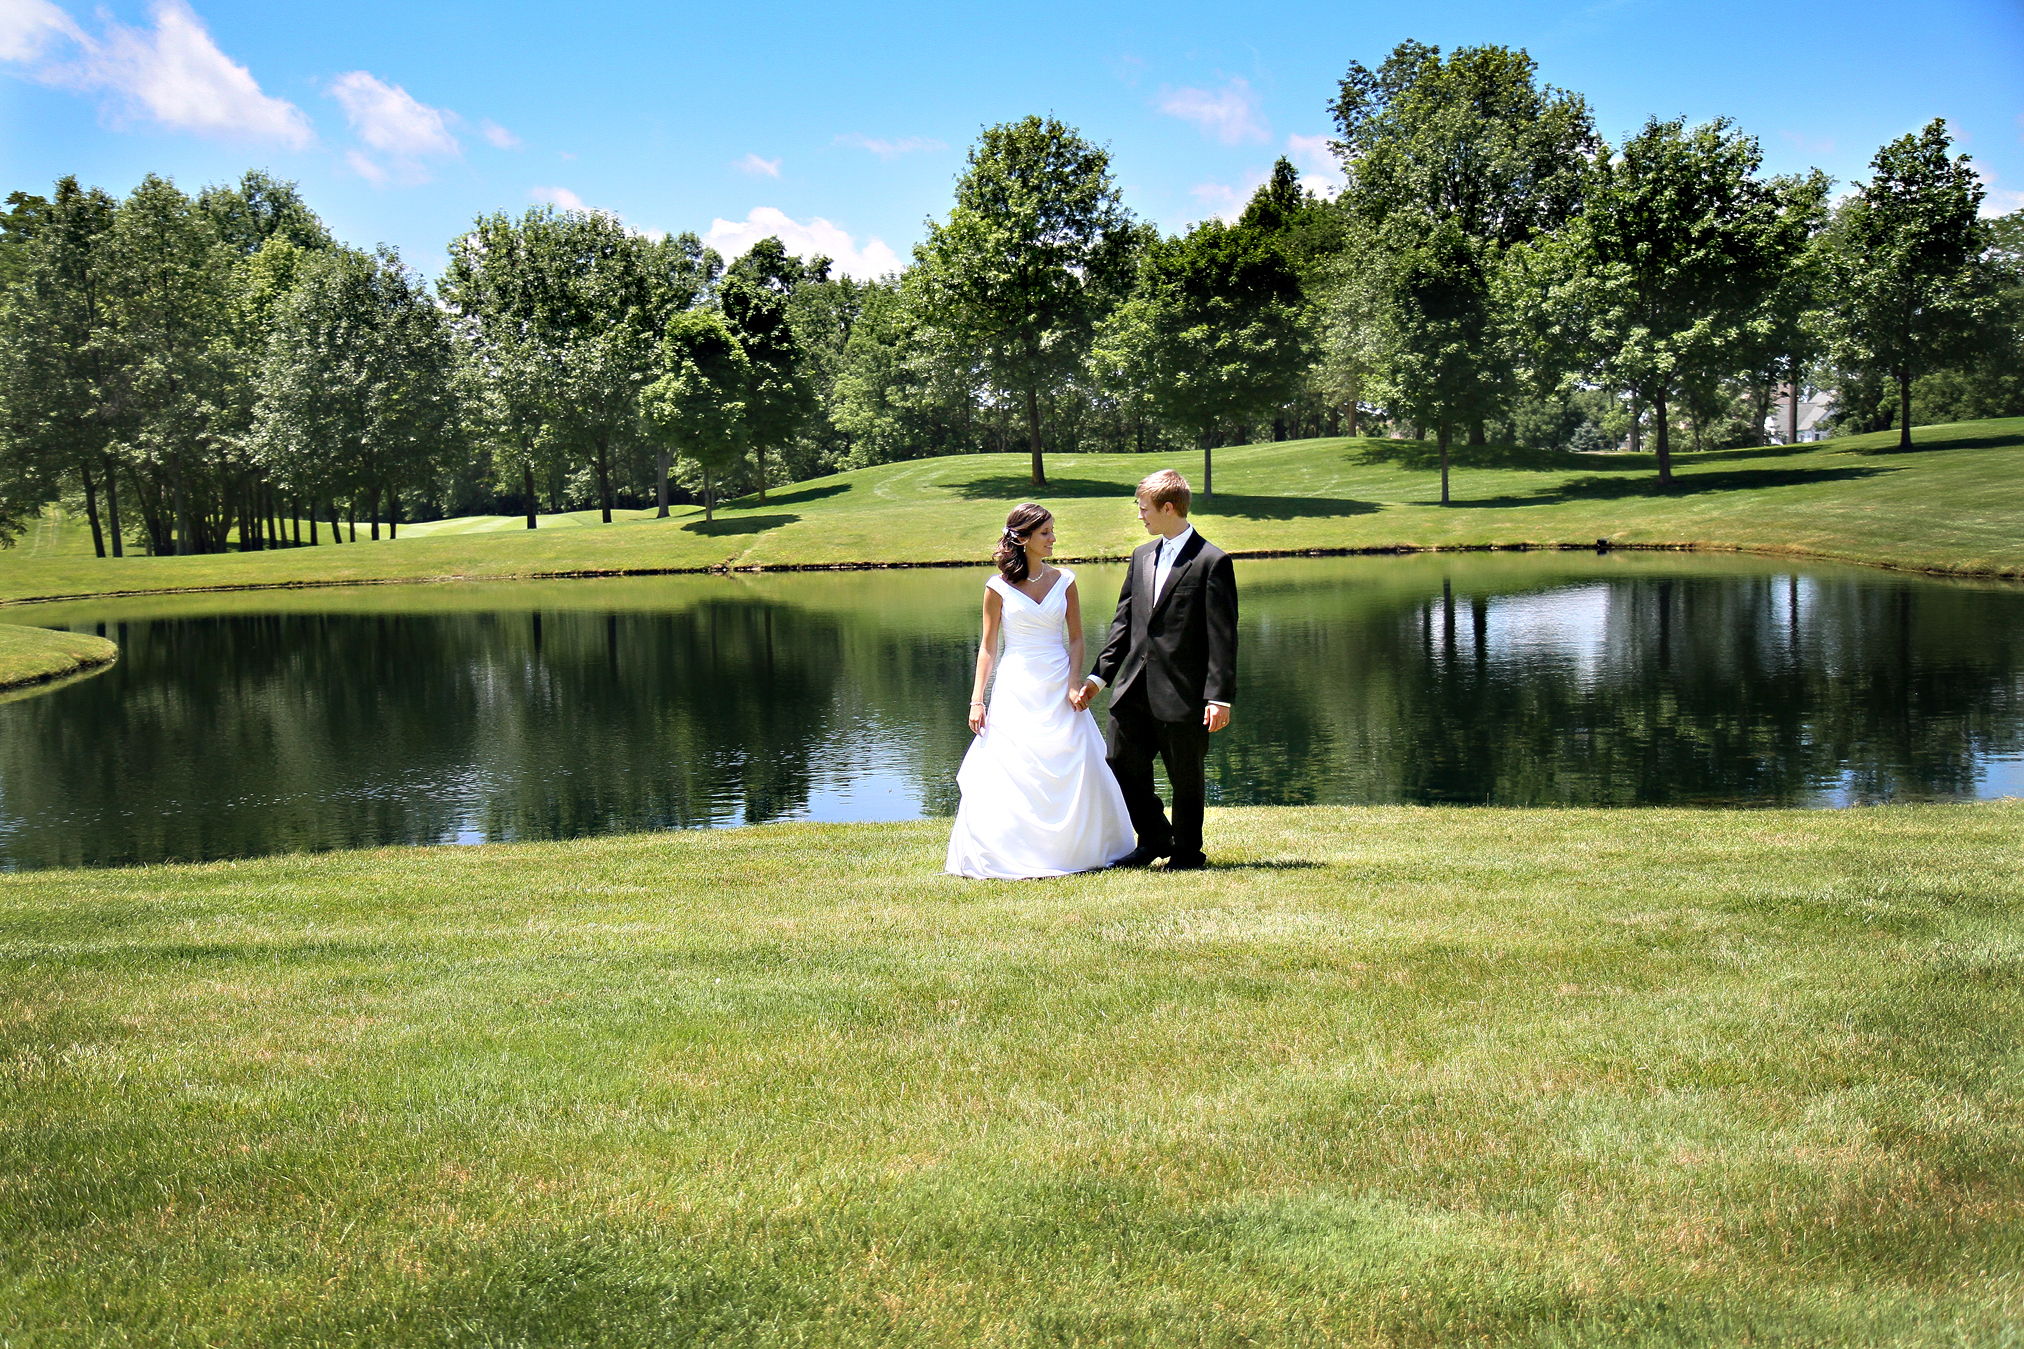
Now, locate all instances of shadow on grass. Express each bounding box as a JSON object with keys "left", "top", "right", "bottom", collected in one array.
[
  {"left": 760, "top": 481, "right": 855, "bottom": 506},
  {"left": 683, "top": 514, "right": 800, "bottom": 537},
  {"left": 948, "top": 474, "right": 1138, "bottom": 501},
  {"left": 1204, "top": 859, "right": 1327, "bottom": 871},
  {"left": 1451, "top": 464, "right": 1893, "bottom": 508},
  {"left": 1199, "top": 493, "right": 1380, "bottom": 521},
  {"left": 1843, "top": 428, "right": 2024, "bottom": 457},
  {"left": 1356, "top": 440, "right": 1603, "bottom": 473}
]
